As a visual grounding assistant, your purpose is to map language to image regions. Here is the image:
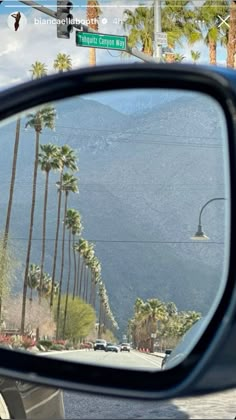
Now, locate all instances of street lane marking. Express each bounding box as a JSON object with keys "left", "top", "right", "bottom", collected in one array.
[
  {"left": 133, "top": 352, "right": 162, "bottom": 367},
  {"left": 25, "top": 390, "right": 61, "bottom": 414}
]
